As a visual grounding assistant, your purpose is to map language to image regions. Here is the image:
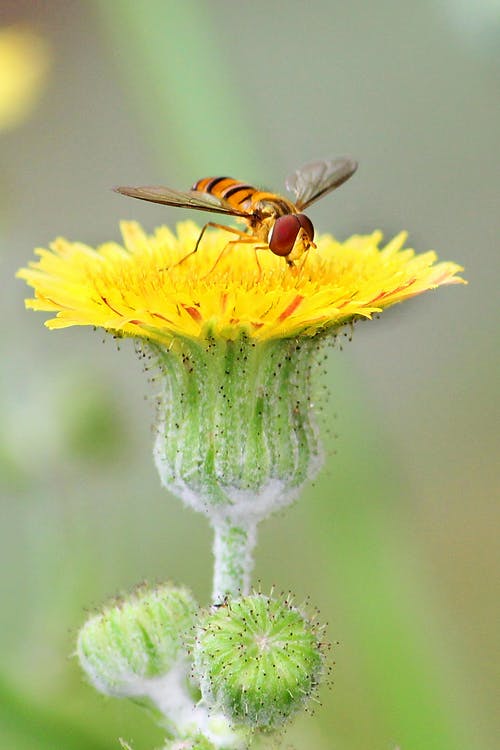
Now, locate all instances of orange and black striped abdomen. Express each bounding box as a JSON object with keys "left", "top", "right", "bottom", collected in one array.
[{"left": 192, "top": 176, "right": 258, "bottom": 211}]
